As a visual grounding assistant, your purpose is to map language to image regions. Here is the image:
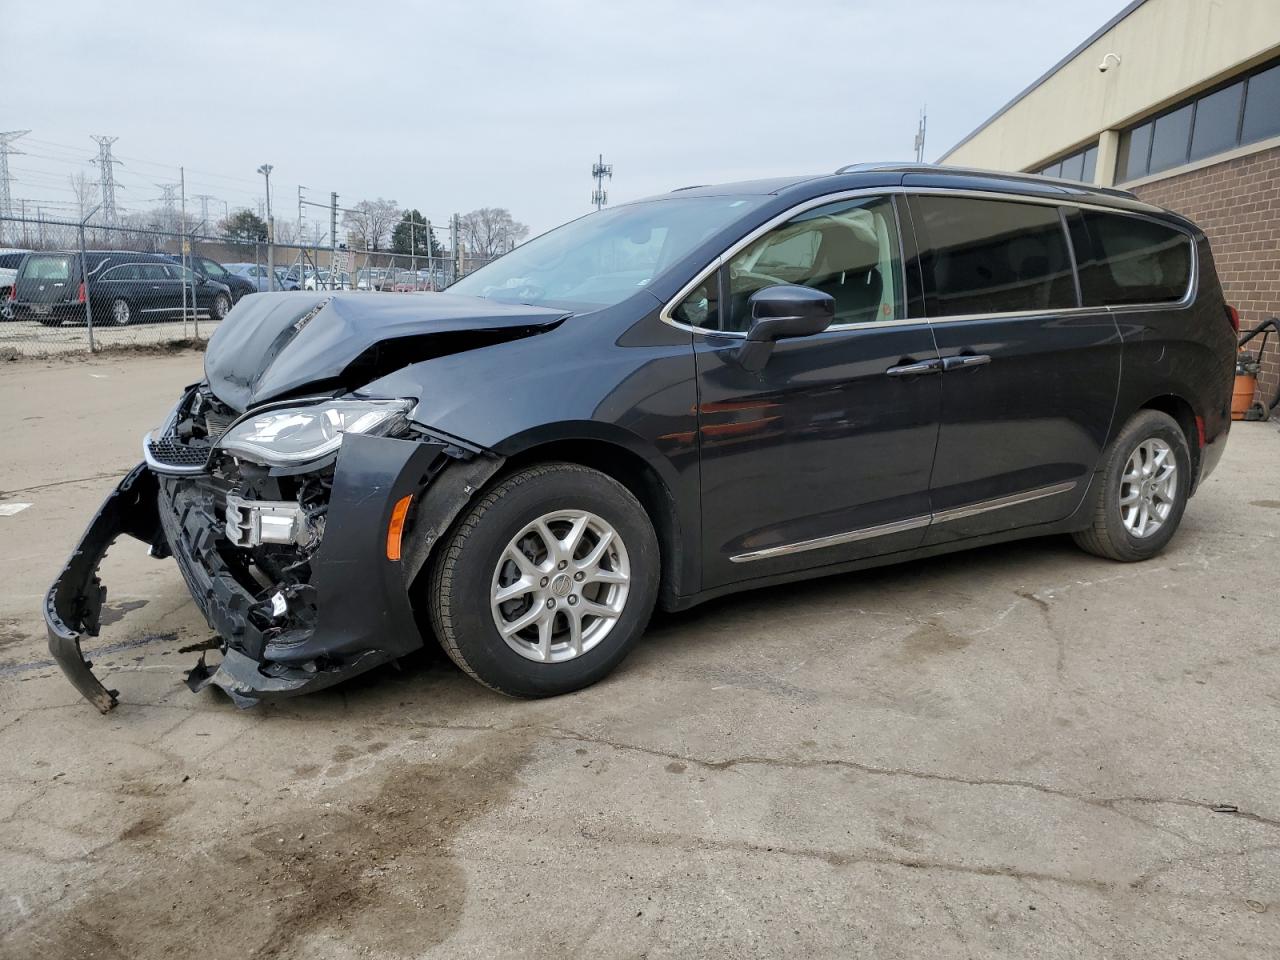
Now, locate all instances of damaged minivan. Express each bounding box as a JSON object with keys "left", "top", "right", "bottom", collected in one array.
[{"left": 46, "top": 164, "right": 1237, "bottom": 712}]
